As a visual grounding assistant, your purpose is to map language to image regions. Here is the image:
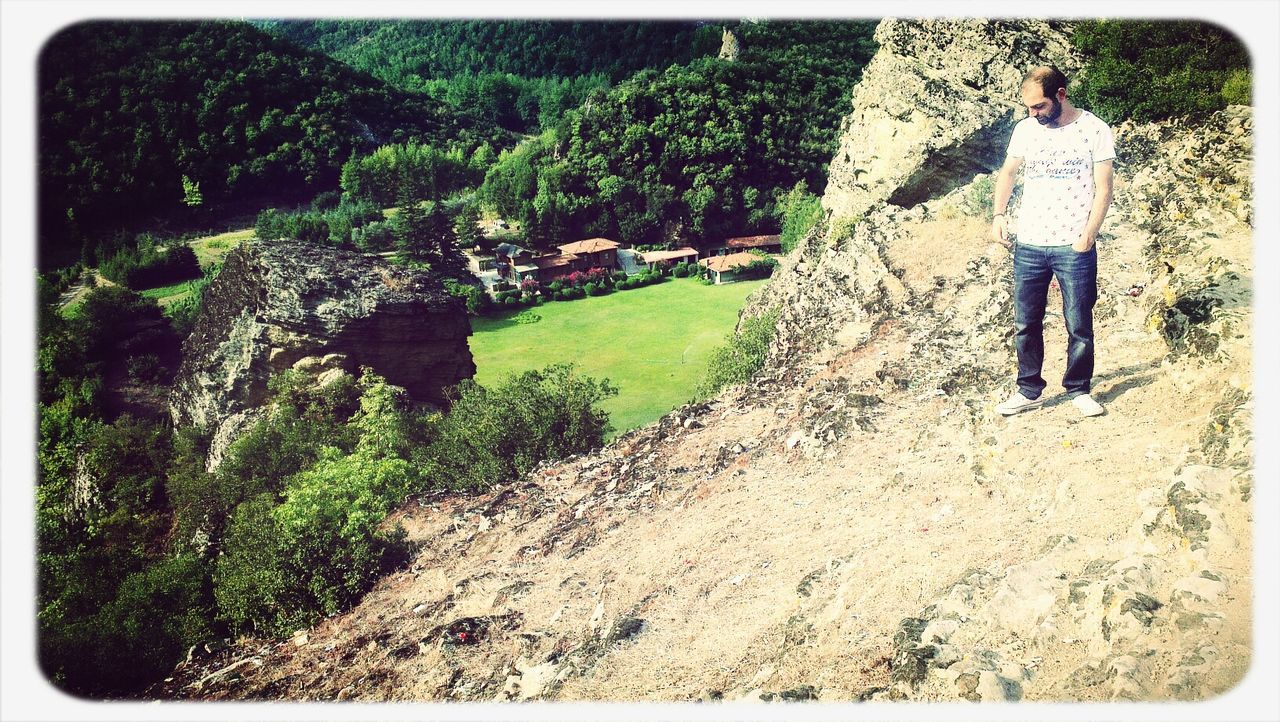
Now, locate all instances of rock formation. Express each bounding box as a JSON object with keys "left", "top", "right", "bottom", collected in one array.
[{"left": 170, "top": 240, "right": 475, "bottom": 466}]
